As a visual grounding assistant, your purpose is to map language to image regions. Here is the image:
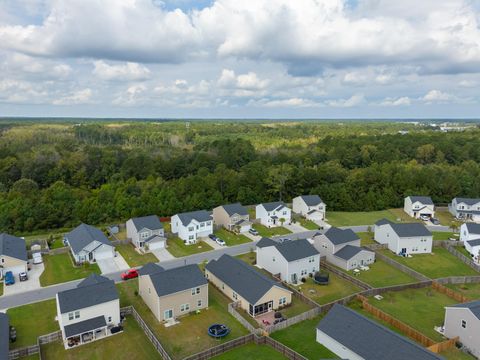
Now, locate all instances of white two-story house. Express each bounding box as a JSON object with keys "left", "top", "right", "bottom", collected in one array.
[
  {"left": 65, "top": 224, "right": 115, "bottom": 264},
  {"left": 256, "top": 202, "right": 291, "bottom": 227},
  {"left": 374, "top": 219, "right": 433, "bottom": 256},
  {"left": 56, "top": 274, "right": 120, "bottom": 349},
  {"left": 292, "top": 195, "right": 326, "bottom": 221},
  {"left": 460, "top": 223, "right": 480, "bottom": 261},
  {"left": 449, "top": 197, "right": 480, "bottom": 222},
  {"left": 126, "top": 215, "right": 166, "bottom": 251},
  {"left": 171, "top": 210, "right": 213, "bottom": 244},
  {"left": 256, "top": 237, "right": 320, "bottom": 284},
  {"left": 404, "top": 196, "right": 435, "bottom": 219},
  {"left": 444, "top": 301, "right": 480, "bottom": 359}
]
